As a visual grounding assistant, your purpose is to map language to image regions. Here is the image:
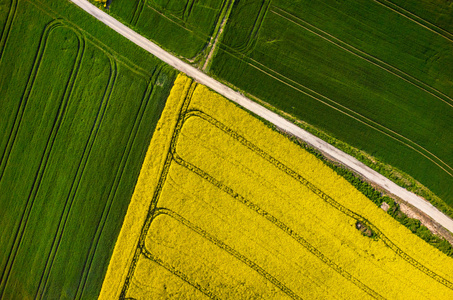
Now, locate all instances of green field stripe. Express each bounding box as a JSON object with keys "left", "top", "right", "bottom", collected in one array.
[
  {"left": 34, "top": 55, "right": 117, "bottom": 300},
  {"left": 215, "top": 47, "right": 453, "bottom": 178},
  {"left": 270, "top": 6, "right": 453, "bottom": 109},
  {"left": 120, "top": 79, "right": 197, "bottom": 298},
  {"left": 0, "top": 0, "right": 18, "bottom": 62},
  {"left": 141, "top": 248, "right": 220, "bottom": 300},
  {"left": 150, "top": 208, "right": 304, "bottom": 300},
  {"left": 183, "top": 110, "right": 453, "bottom": 291},
  {"left": 372, "top": 0, "right": 453, "bottom": 42},
  {"left": 0, "top": 19, "right": 63, "bottom": 182},
  {"left": 0, "top": 21, "right": 85, "bottom": 297},
  {"left": 73, "top": 66, "right": 163, "bottom": 300}
]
